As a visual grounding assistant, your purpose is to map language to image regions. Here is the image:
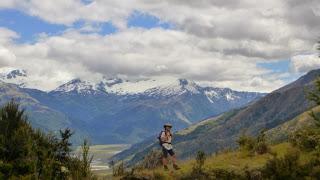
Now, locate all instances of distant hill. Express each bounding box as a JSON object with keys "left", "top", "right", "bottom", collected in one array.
[{"left": 111, "top": 69, "right": 320, "bottom": 165}]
